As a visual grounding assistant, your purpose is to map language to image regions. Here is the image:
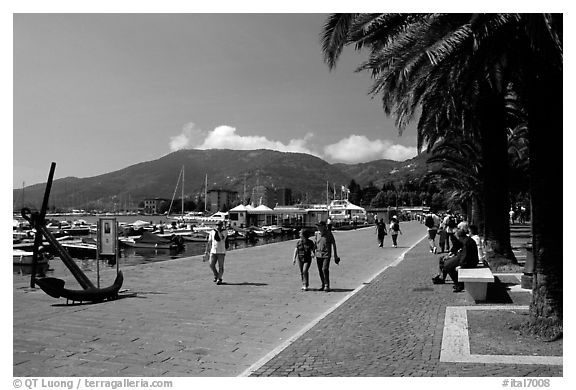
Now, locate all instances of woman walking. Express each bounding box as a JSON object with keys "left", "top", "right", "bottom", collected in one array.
[
  {"left": 293, "top": 228, "right": 315, "bottom": 291},
  {"left": 389, "top": 216, "right": 402, "bottom": 248},
  {"left": 376, "top": 218, "right": 387, "bottom": 247}
]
